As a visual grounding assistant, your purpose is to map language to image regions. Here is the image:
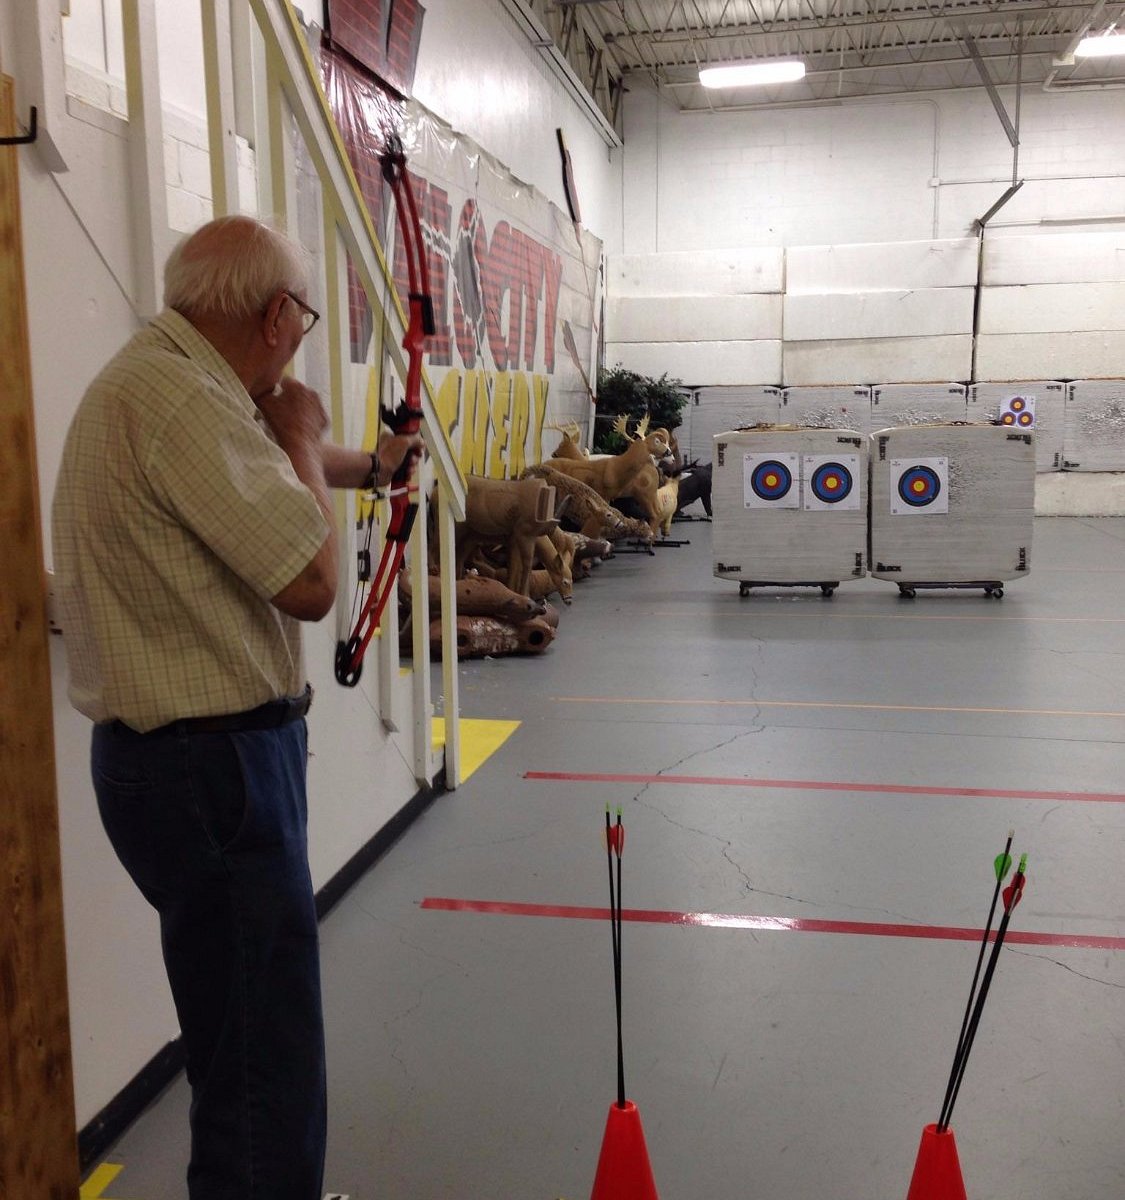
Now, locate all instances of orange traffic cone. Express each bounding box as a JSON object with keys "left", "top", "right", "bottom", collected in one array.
[
  {"left": 590, "top": 1100, "right": 659, "bottom": 1200},
  {"left": 905, "top": 1123, "right": 967, "bottom": 1200}
]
